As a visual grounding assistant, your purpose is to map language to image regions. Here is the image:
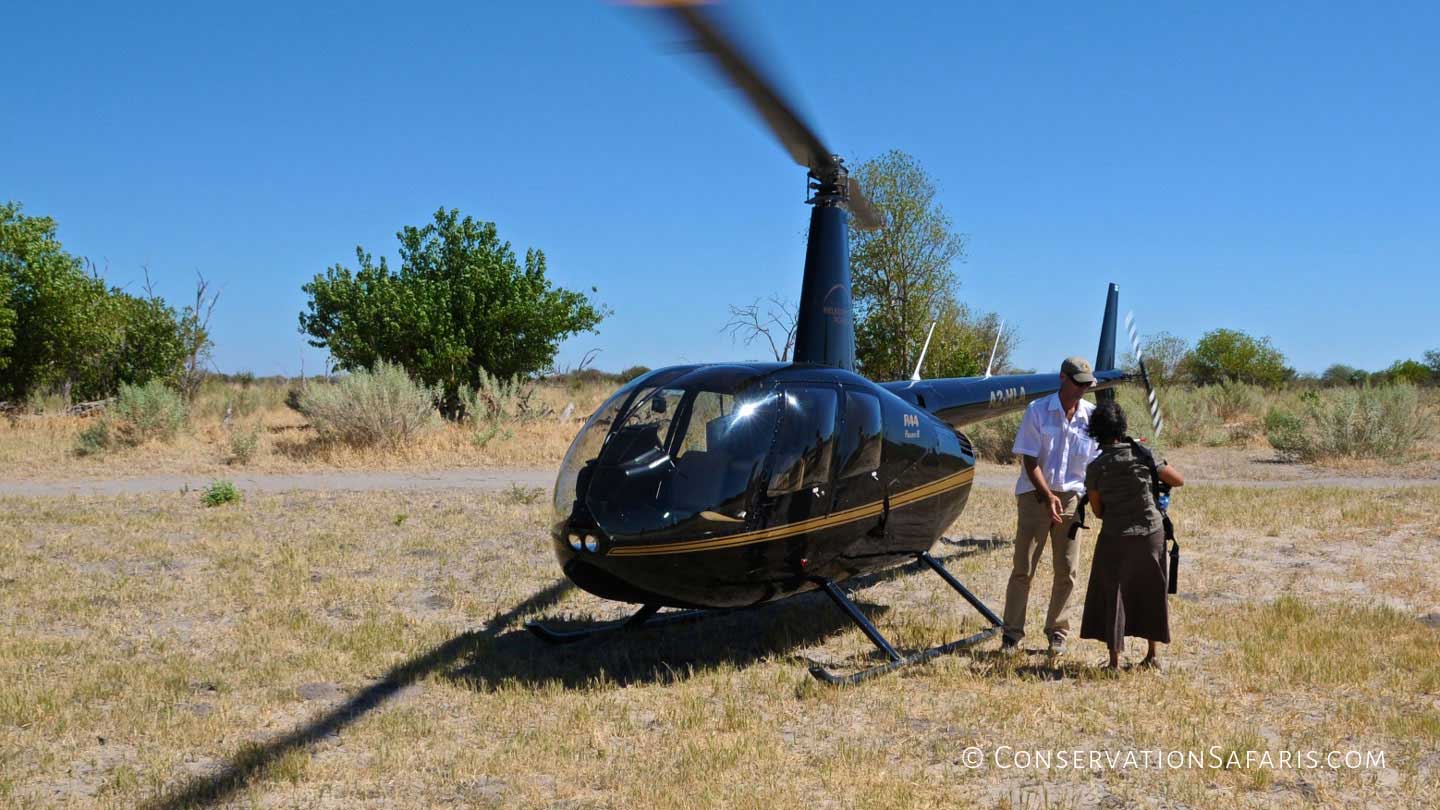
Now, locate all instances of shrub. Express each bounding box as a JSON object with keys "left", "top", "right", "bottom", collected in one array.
[
  {"left": 966, "top": 411, "right": 1023, "bottom": 463},
  {"left": 459, "top": 369, "right": 551, "bottom": 446},
  {"left": 227, "top": 424, "right": 261, "bottom": 465},
  {"left": 1265, "top": 385, "right": 1431, "bottom": 462},
  {"left": 74, "top": 420, "right": 112, "bottom": 456},
  {"left": 619, "top": 365, "right": 652, "bottom": 382},
  {"left": 299, "top": 361, "right": 440, "bottom": 448},
  {"left": 112, "top": 380, "right": 187, "bottom": 444},
  {"left": 201, "top": 480, "right": 241, "bottom": 507},
  {"left": 1308, "top": 385, "right": 1429, "bottom": 459},
  {"left": 1384, "top": 359, "right": 1433, "bottom": 386},
  {"left": 562, "top": 368, "right": 609, "bottom": 393},
  {"left": 503, "top": 483, "right": 545, "bottom": 505},
  {"left": 25, "top": 389, "right": 71, "bottom": 415},
  {"left": 1205, "top": 380, "right": 1264, "bottom": 422},
  {"left": 193, "top": 378, "right": 286, "bottom": 422},
  {"left": 1113, "top": 385, "right": 1217, "bottom": 448},
  {"left": 1263, "top": 407, "right": 1310, "bottom": 461}
]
